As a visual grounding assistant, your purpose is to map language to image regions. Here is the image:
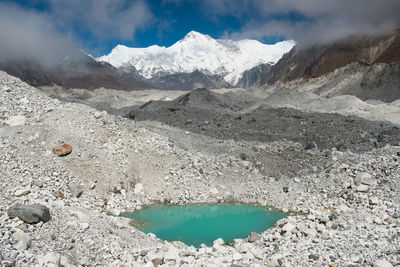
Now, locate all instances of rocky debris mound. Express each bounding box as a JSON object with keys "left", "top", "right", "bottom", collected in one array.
[
  {"left": 8, "top": 204, "right": 51, "bottom": 223},
  {"left": 130, "top": 88, "right": 400, "bottom": 152}
]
